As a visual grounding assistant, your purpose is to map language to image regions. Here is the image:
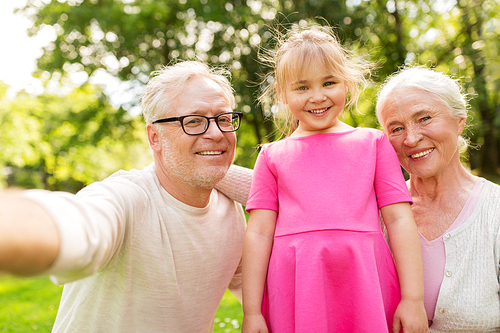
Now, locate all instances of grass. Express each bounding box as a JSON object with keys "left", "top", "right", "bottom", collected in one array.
[
  {"left": 0, "top": 275, "right": 243, "bottom": 332},
  {"left": 0, "top": 275, "right": 62, "bottom": 332},
  {"left": 214, "top": 291, "right": 243, "bottom": 332}
]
